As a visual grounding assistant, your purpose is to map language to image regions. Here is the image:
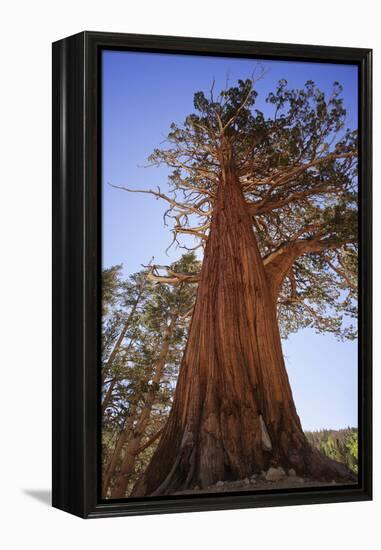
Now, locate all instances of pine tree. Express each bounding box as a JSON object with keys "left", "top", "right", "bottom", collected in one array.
[{"left": 102, "top": 254, "right": 200, "bottom": 498}]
